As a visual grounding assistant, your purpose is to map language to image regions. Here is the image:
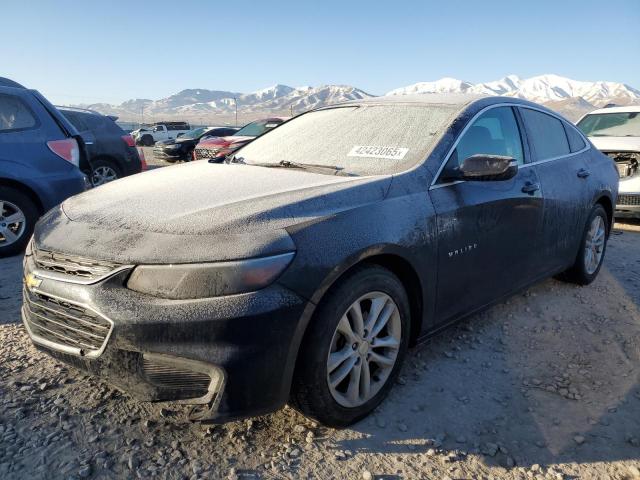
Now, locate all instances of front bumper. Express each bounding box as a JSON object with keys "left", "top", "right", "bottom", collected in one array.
[
  {"left": 21, "top": 252, "right": 308, "bottom": 422},
  {"left": 153, "top": 147, "right": 186, "bottom": 160},
  {"left": 615, "top": 192, "right": 640, "bottom": 218}
]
